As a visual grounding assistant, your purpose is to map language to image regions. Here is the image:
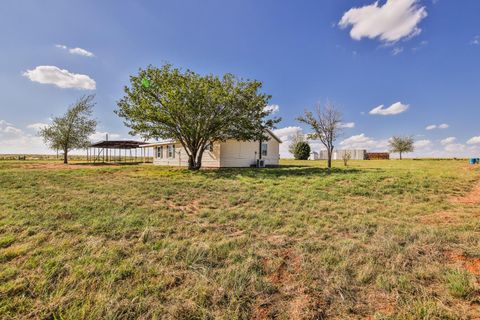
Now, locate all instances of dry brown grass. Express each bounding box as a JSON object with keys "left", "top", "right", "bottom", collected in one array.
[{"left": 1, "top": 159, "right": 480, "bottom": 319}]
